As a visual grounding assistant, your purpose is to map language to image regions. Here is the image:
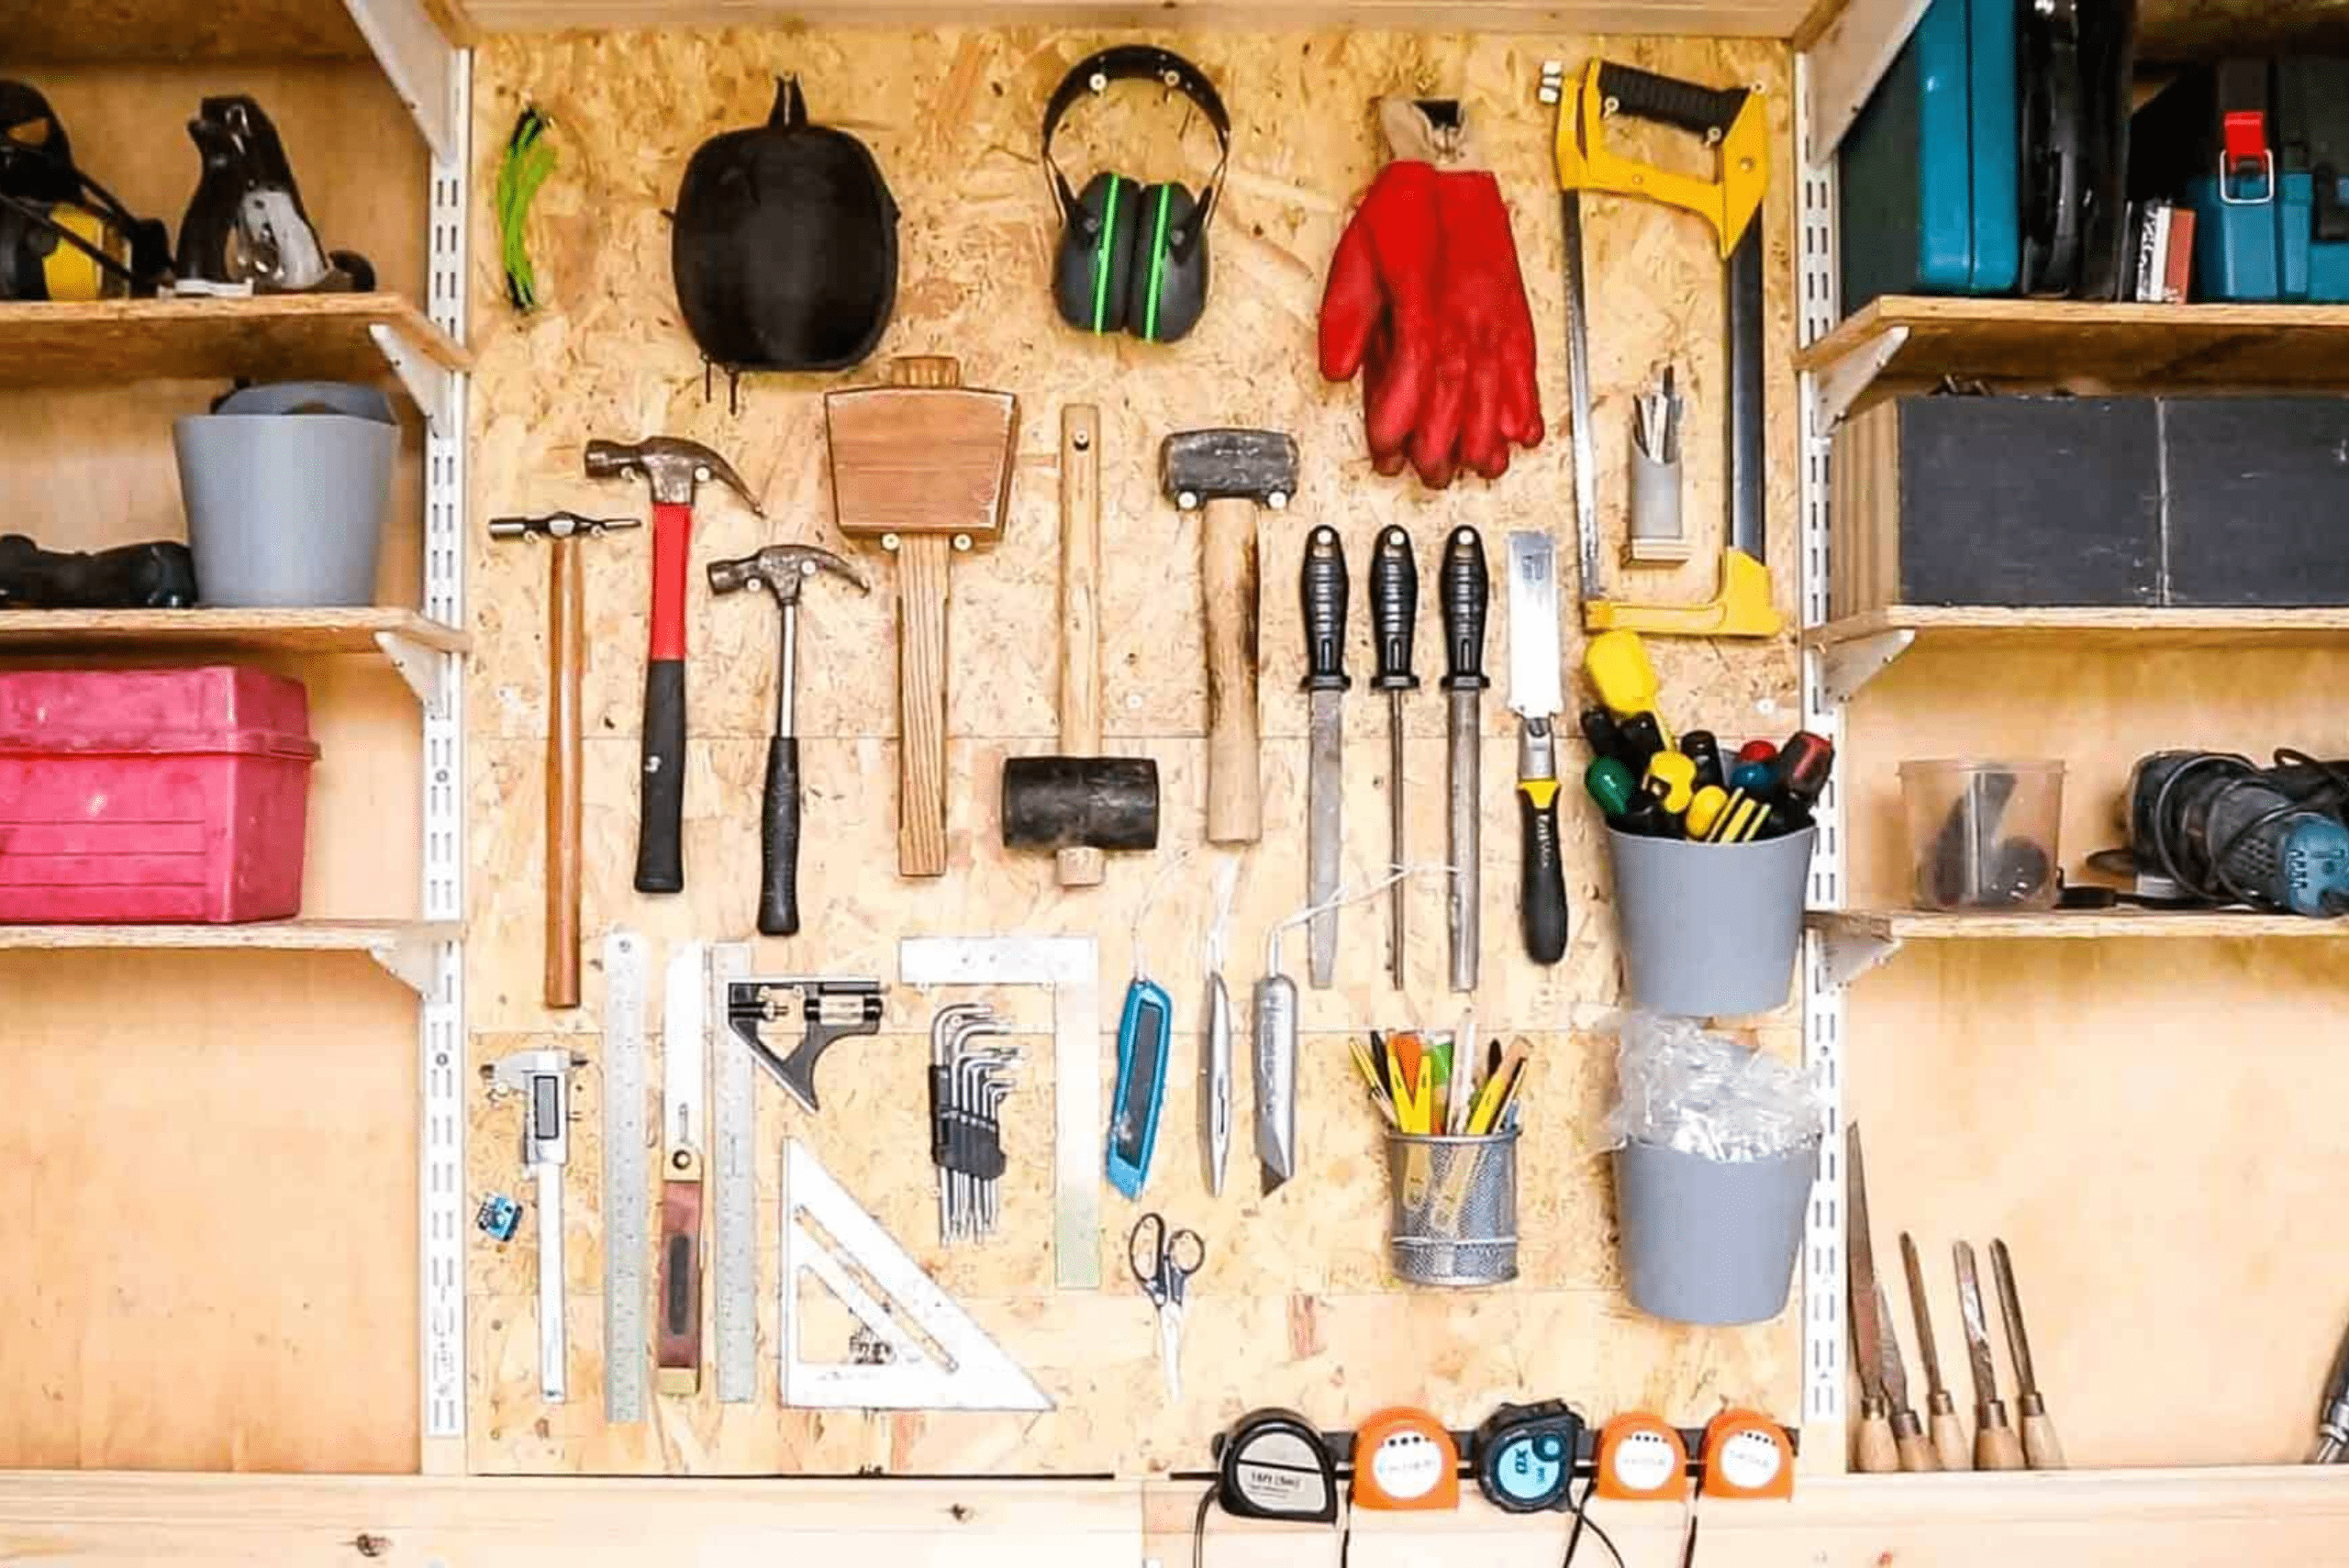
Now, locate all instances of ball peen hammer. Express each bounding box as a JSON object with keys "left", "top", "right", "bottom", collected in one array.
[
  {"left": 1001, "top": 406, "right": 1160, "bottom": 885},
  {"left": 584, "top": 435, "right": 764, "bottom": 896},
  {"left": 706, "top": 542, "right": 868, "bottom": 937},
  {"left": 1161, "top": 428, "right": 1299, "bottom": 847},
  {"left": 488, "top": 510, "right": 641, "bottom": 1009}
]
